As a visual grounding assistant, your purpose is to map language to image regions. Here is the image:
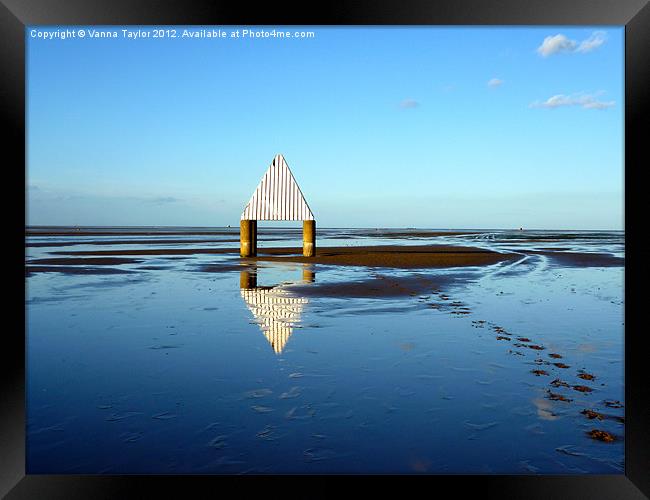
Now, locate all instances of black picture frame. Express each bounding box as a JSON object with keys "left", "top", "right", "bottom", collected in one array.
[{"left": 3, "top": 0, "right": 648, "bottom": 497}]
